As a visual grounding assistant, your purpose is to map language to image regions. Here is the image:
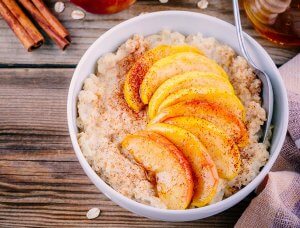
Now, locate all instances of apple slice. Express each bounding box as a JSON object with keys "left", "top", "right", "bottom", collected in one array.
[
  {"left": 122, "top": 131, "right": 194, "bottom": 209},
  {"left": 140, "top": 52, "right": 229, "bottom": 105},
  {"left": 157, "top": 88, "right": 245, "bottom": 121},
  {"left": 165, "top": 117, "right": 241, "bottom": 180},
  {"left": 123, "top": 45, "right": 202, "bottom": 112},
  {"left": 147, "top": 123, "right": 219, "bottom": 207},
  {"left": 150, "top": 100, "right": 249, "bottom": 148},
  {"left": 148, "top": 71, "right": 235, "bottom": 119}
]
